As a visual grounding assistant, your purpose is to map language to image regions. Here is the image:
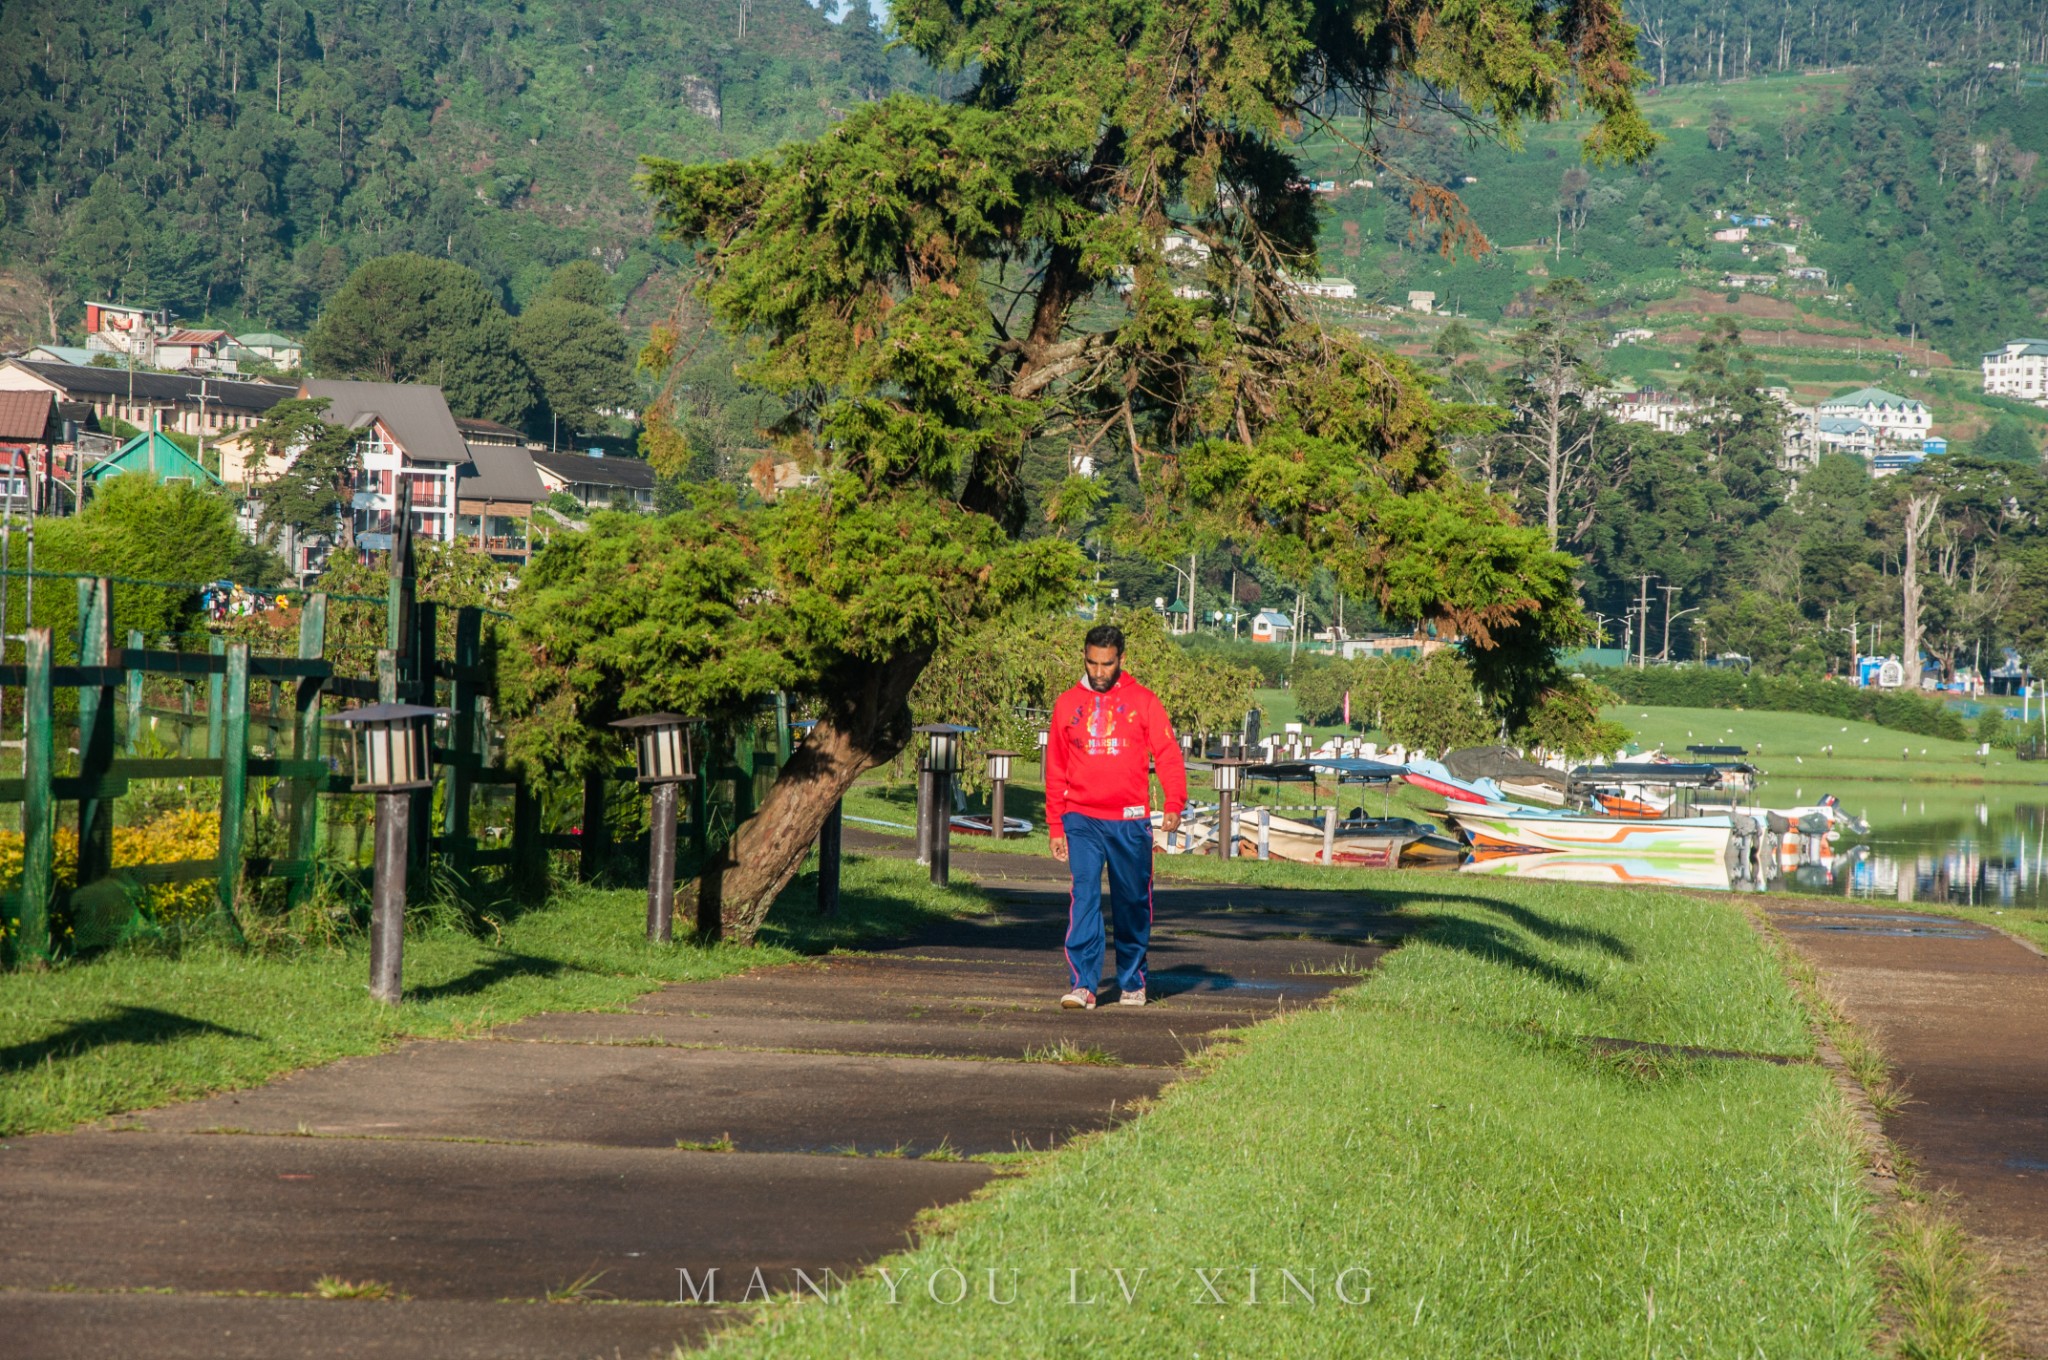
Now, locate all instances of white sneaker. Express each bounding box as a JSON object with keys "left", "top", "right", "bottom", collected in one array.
[
  {"left": 1117, "top": 988, "right": 1147, "bottom": 1007},
  {"left": 1060, "top": 988, "right": 1096, "bottom": 1010}
]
